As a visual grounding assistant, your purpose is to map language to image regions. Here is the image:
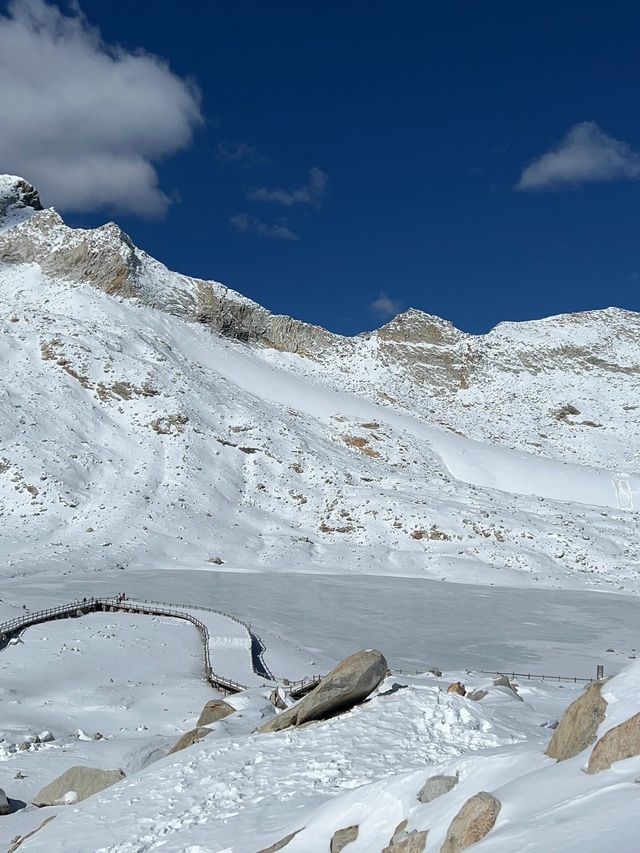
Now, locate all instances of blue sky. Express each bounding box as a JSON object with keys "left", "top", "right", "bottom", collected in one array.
[{"left": 1, "top": 1, "right": 639, "bottom": 334}]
